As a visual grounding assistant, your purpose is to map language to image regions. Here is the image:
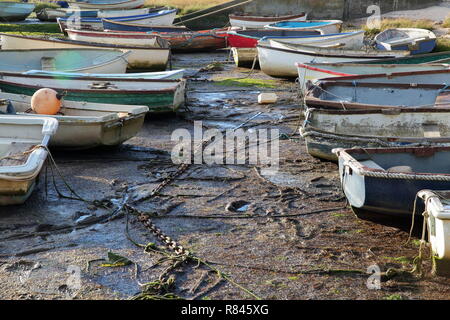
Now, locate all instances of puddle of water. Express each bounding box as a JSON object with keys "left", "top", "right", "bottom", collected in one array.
[
  {"left": 201, "top": 120, "right": 241, "bottom": 129},
  {"left": 263, "top": 171, "right": 310, "bottom": 189}
]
